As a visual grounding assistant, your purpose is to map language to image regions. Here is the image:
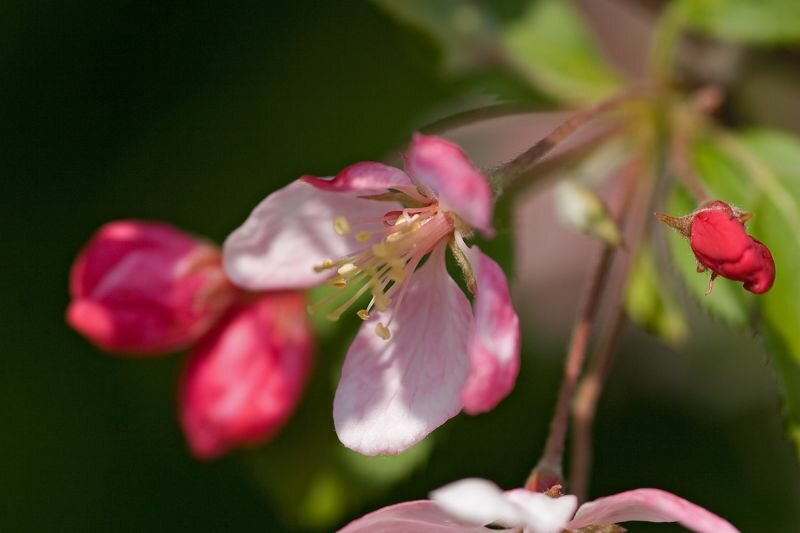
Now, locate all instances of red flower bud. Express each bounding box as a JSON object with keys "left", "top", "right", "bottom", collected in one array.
[
  {"left": 67, "top": 220, "right": 238, "bottom": 354},
  {"left": 179, "top": 293, "right": 313, "bottom": 459},
  {"left": 657, "top": 200, "right": 775, "bottom": 295}
]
